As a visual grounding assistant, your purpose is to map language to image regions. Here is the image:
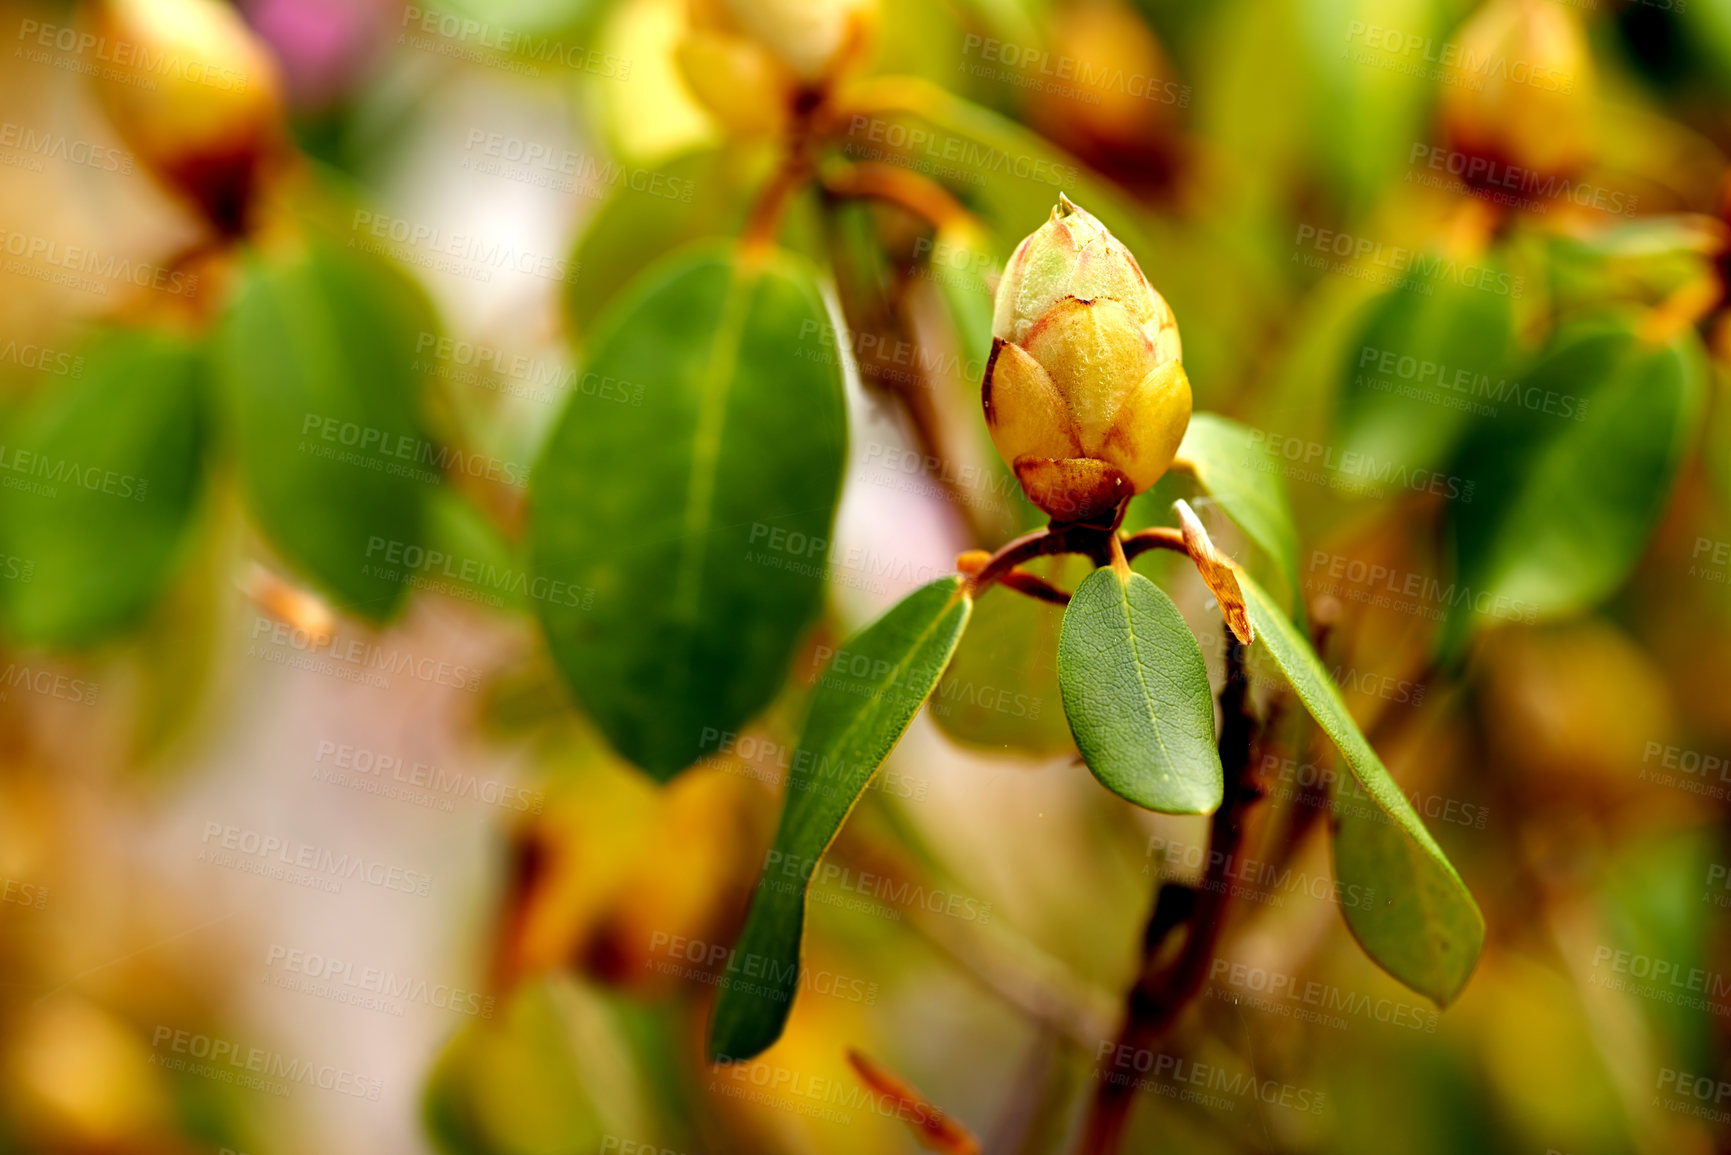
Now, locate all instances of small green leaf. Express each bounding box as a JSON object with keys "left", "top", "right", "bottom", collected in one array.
[
  {"left": 1335, "top": 254, "right": 1515, "bottom": 474},
  {"left": 564, "top": 147, "right": 773, "bottom": 344},
  {"left": 1174, "top": 412, "right": 1302, "bottom": 607},
  {"left": 1444, "top": 320, "right": 1706, "bottom": 650},
  {"left": 0, "top": 330, "right": 206, "bottom": 646},
  {"left": 933, "top": 554, "right": 1085, "bottom": 755},
  {"left": 707, "top": 576, "right": 972, "bottom": 1062},
  {"left": 1057, "top": 566, "right": 1222, "bottom": 814},
  {"left": 215, "top": 237, "right": 435, "bottom": 621},
  {"left": 532, "top": 246, "right": 847, "bottom": 779},
  {"left": 1240, "top": 573, "right": 1484, "bottom": 1005}
]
